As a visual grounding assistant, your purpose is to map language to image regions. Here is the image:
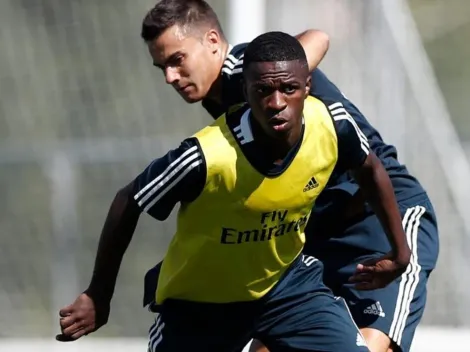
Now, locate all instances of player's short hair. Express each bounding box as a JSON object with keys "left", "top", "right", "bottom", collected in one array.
[
  {"left": 141, "top": 0, "right": 225, "bottom": 42},
  {"left": 243, "top": 31, "right": 308, "bottom": 72}
]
